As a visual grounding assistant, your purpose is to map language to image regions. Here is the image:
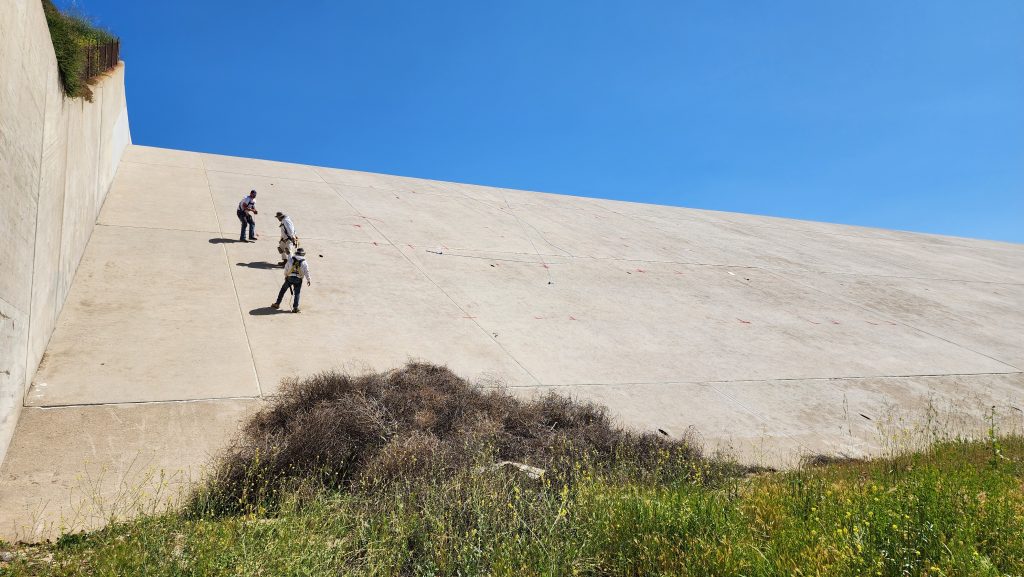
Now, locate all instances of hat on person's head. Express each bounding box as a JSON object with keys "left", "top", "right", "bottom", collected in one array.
[
  {"left": 275, "top": 212, "right": 285, "bottom": 219},
  {"left": 295, "top": 247, "right": 306, "bottom": 257},
  {"left": 250, "top": 189, "right": 257, "bottom": 196}
]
